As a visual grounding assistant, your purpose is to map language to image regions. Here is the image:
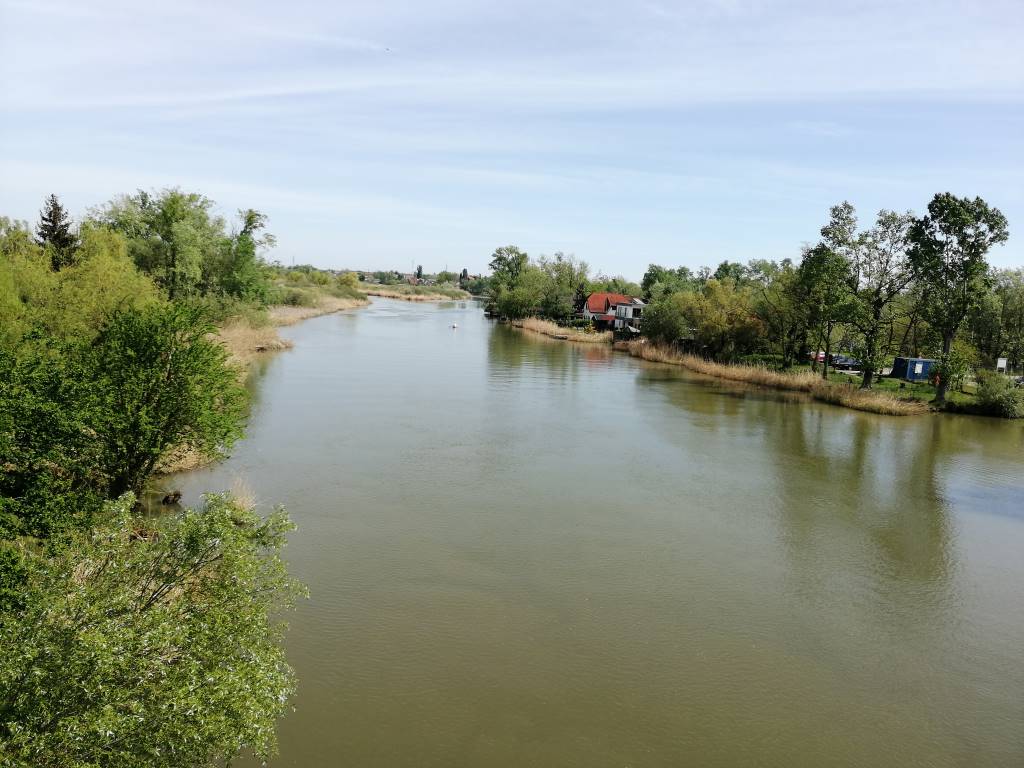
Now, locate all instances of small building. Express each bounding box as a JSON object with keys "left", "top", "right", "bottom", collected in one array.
[
  {"left": 613, "top": 297, "right": 645, "bottom": 332},
  {"left": 890, "top": 356, "right": 935, "bottom": 382},
  {"left": 581, "top": 292, "right": 644, "bottom": 331}
]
